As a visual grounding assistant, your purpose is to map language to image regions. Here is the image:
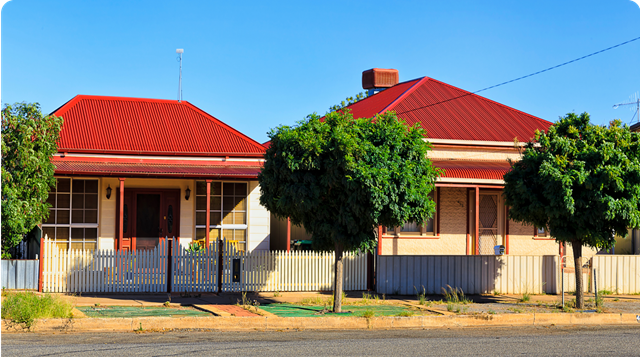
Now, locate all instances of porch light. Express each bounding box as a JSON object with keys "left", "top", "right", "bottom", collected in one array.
[
  {"left": 185, "top": 187, "right": 191, "bottom": 200},
  {"left": 106, "top": 185, "right": 112, "bottom": 199}
]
